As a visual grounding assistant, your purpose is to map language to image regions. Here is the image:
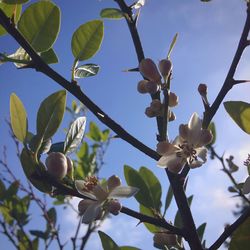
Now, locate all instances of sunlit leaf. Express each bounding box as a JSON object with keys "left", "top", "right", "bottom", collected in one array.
[
  {"left": 229, "top": 217, "right": 250, "bottom": 250},
  {"left": 64, "top": 116, "right": 86, "bottom": 154},
  {"left": 10, "top": 93, "right": 28, "bottom": 142},
  {"left": 124, "top": 165, "right": 154, "bottom": 208},
  {"left": 74, "top": 63, "right": 100, "bottom": 78},
  {"left": 98, "top": 231, "right": 120, "bottom": 250},
  {"left": 100, "top": 8, "right": 124, "bottom": 19},
  {"left": 224, "top": 101, "right": 250, "bottom": 134},
  {"left": 0, "top": 3, "right": 22, "bottom": 36},
  {"left": 167, "top": 33, "right": 178, "bottom": 59},
  {"left": 37, "top": 90, "right": 66, "bottom": 140},
  {"left": 86, "top": 122, "right": 102, "bottom": 141},
  {"left": 18, "top": 1, "right": 60, "bottom": 52},
  {"left": 1, "top": 0, "right": 29, "bottom": 4},
  {"left": 71, "top": 20, "right": 104, "bottom": 61},
  {"left": 139, "top": 166, "right": 162, "bottom": 210}
]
